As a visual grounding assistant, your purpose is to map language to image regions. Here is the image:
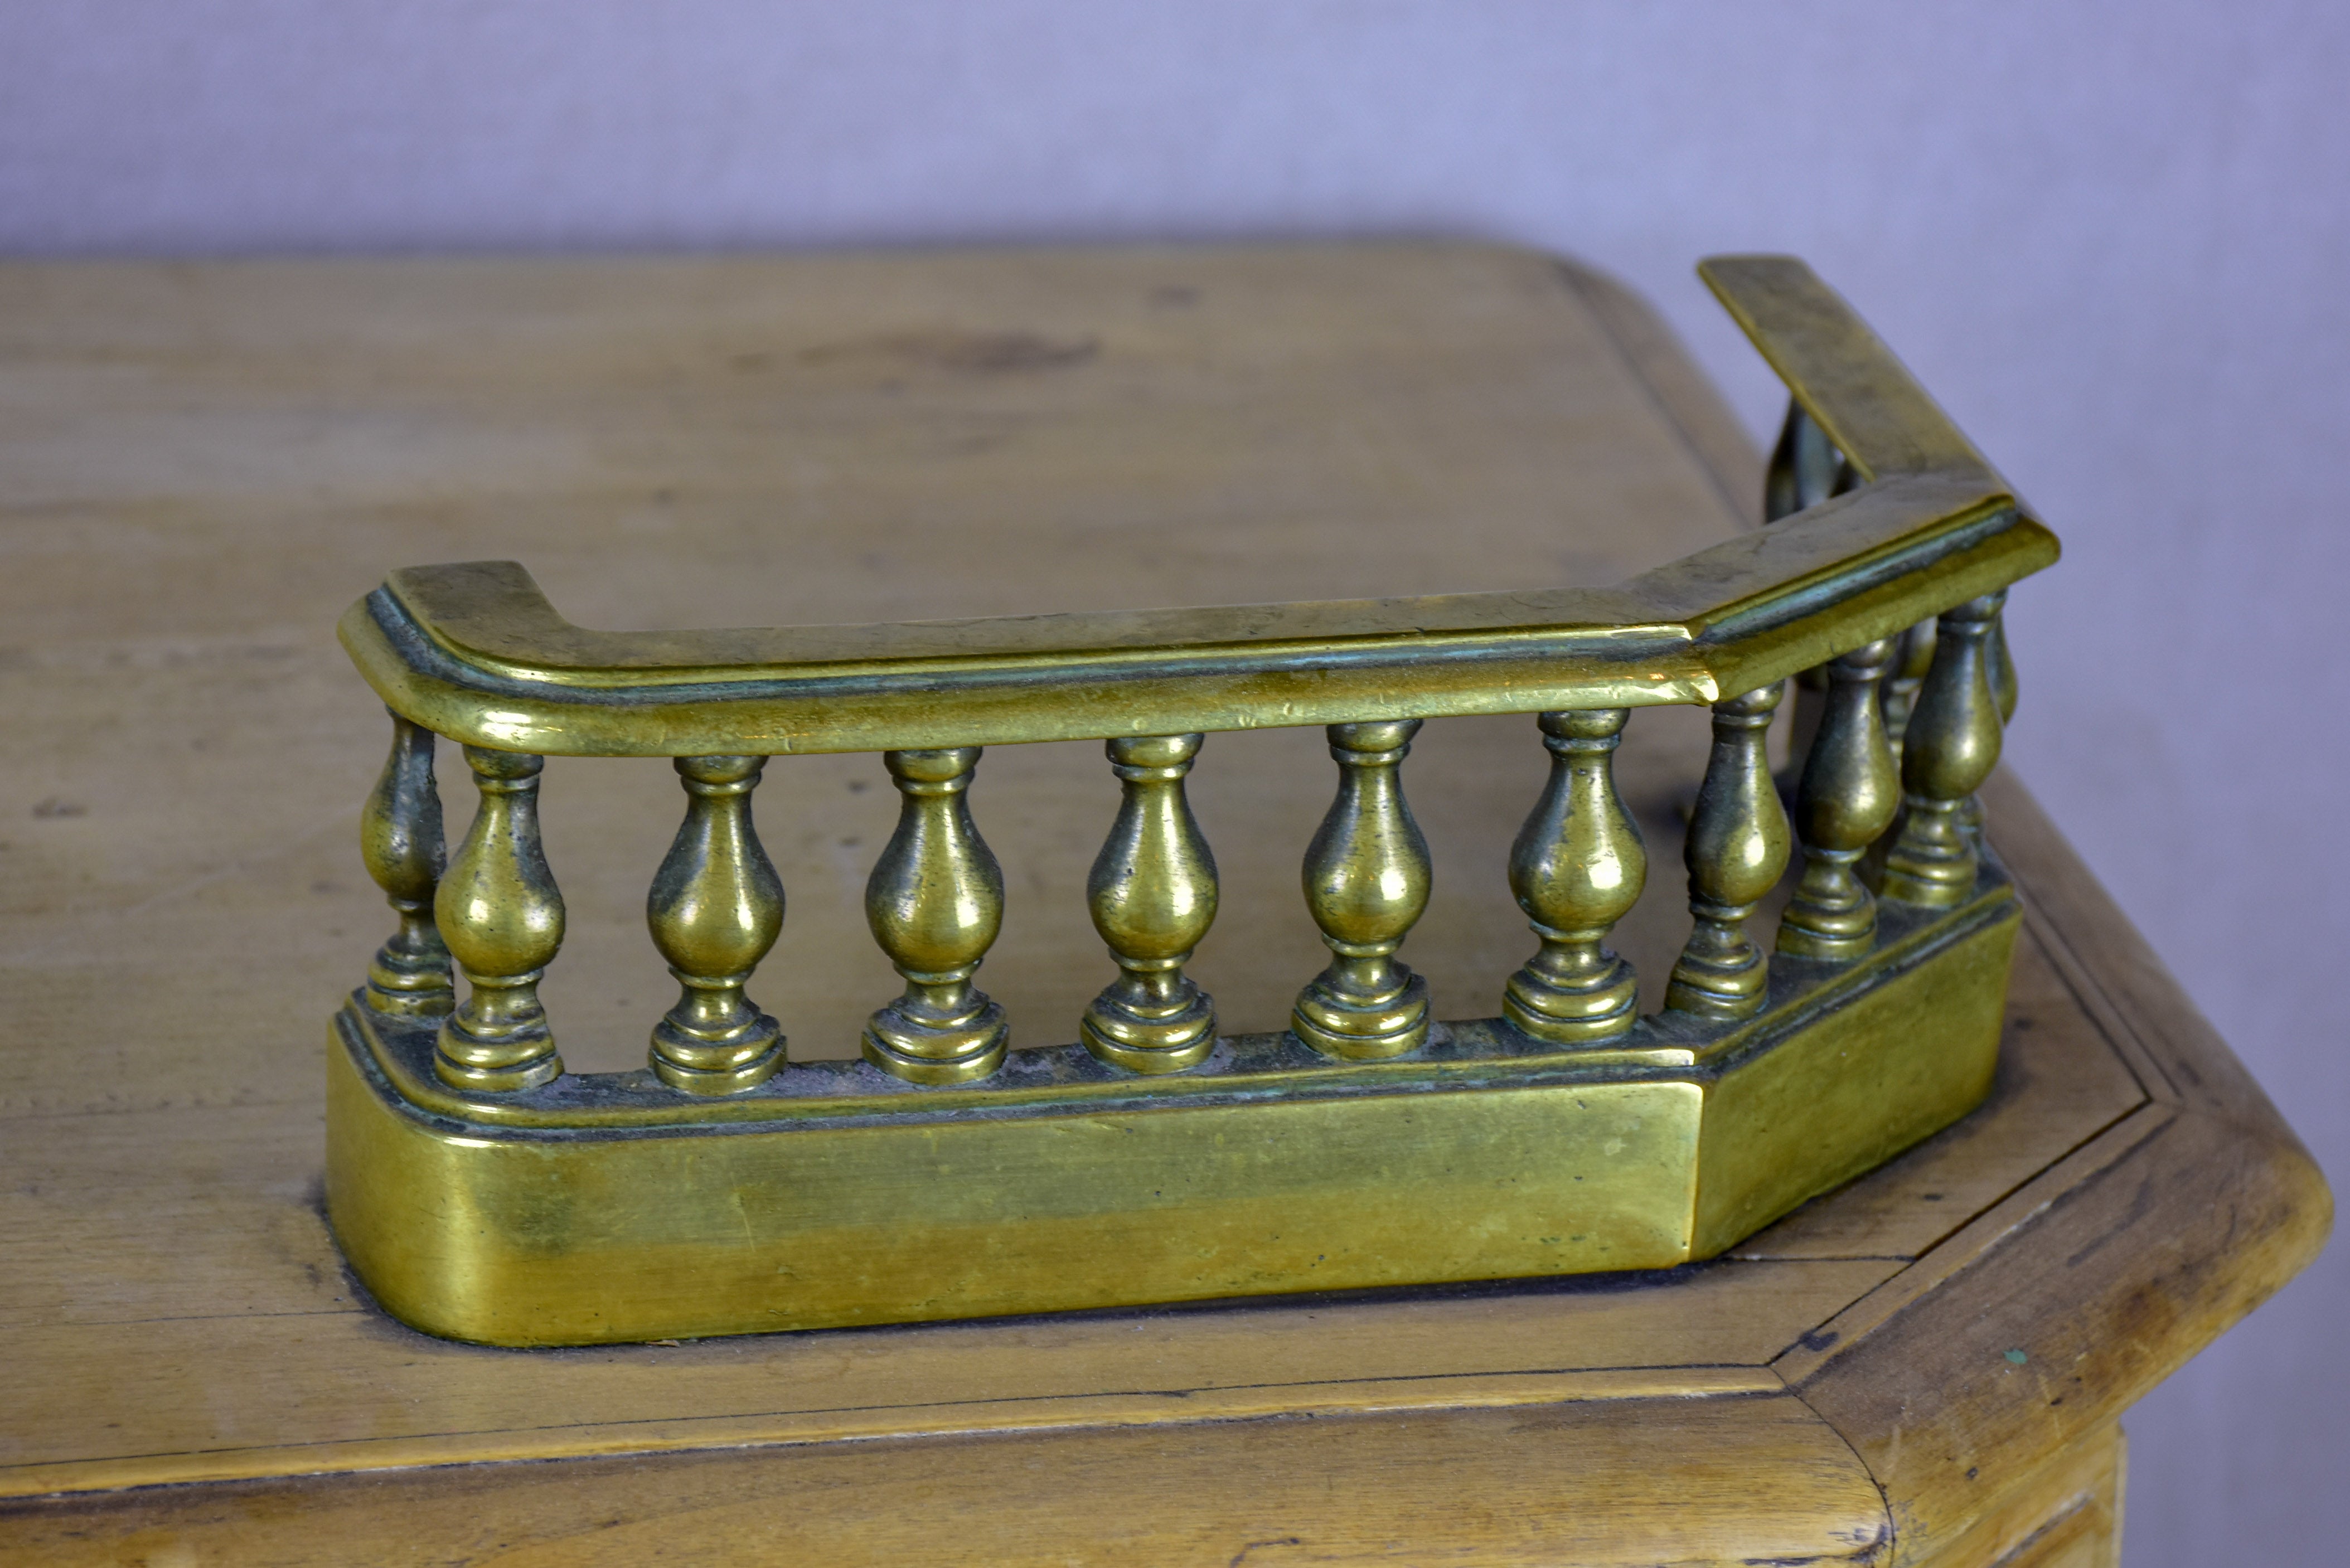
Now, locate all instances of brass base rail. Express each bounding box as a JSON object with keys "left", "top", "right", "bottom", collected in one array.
[{"left": 329, "top": 869, "right": 2015, "bottom": 1346}]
